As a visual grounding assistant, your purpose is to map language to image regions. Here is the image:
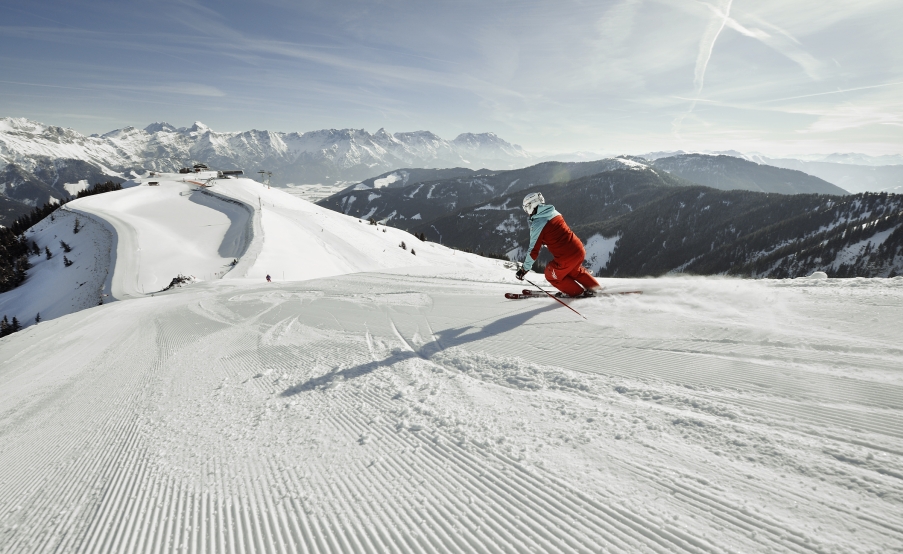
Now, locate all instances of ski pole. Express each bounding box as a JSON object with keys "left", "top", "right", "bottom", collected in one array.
[{"left": 523, "top": 277, "right": 587, "bottom": 320}]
